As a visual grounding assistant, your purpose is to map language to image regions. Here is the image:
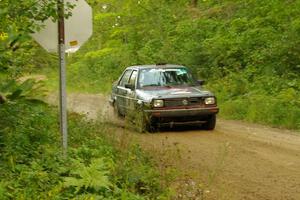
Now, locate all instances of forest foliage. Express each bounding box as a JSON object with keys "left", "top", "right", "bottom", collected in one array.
[
  {"left": 0, "top": 101, "right": 171, "bottom": 199},
  {"left": 0, "top": 1, "right": 172, "bottom": 199},
  {"left": 0, "top": 0, "right": 300, "bottom": 197},
  {"left": 66, "top": 0, "right": 300, "bottom": 129},
  {"left": 1, "top": 0, "right": 299, "bottom": 129}
]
